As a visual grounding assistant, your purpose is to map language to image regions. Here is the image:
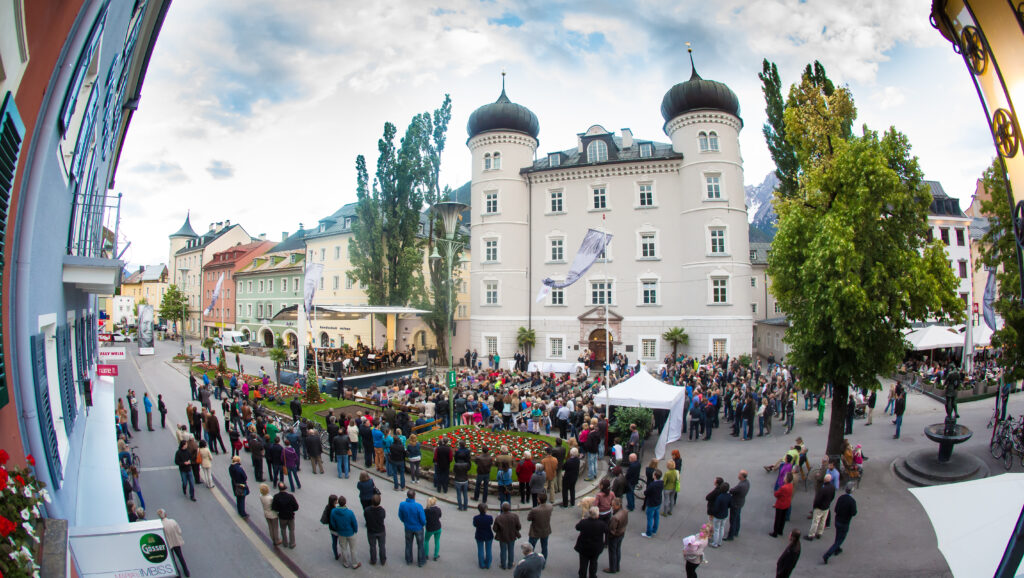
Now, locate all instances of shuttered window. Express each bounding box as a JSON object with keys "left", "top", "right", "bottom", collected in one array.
[
  {"left": 31, "top": 334, "right": 62, "bottom": 489},
  {"left": 0, "top": 92, "right": 26, "bottom": 409},
  {"left": 57, "top": 325, "right": 77, "bottom": 433}
]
